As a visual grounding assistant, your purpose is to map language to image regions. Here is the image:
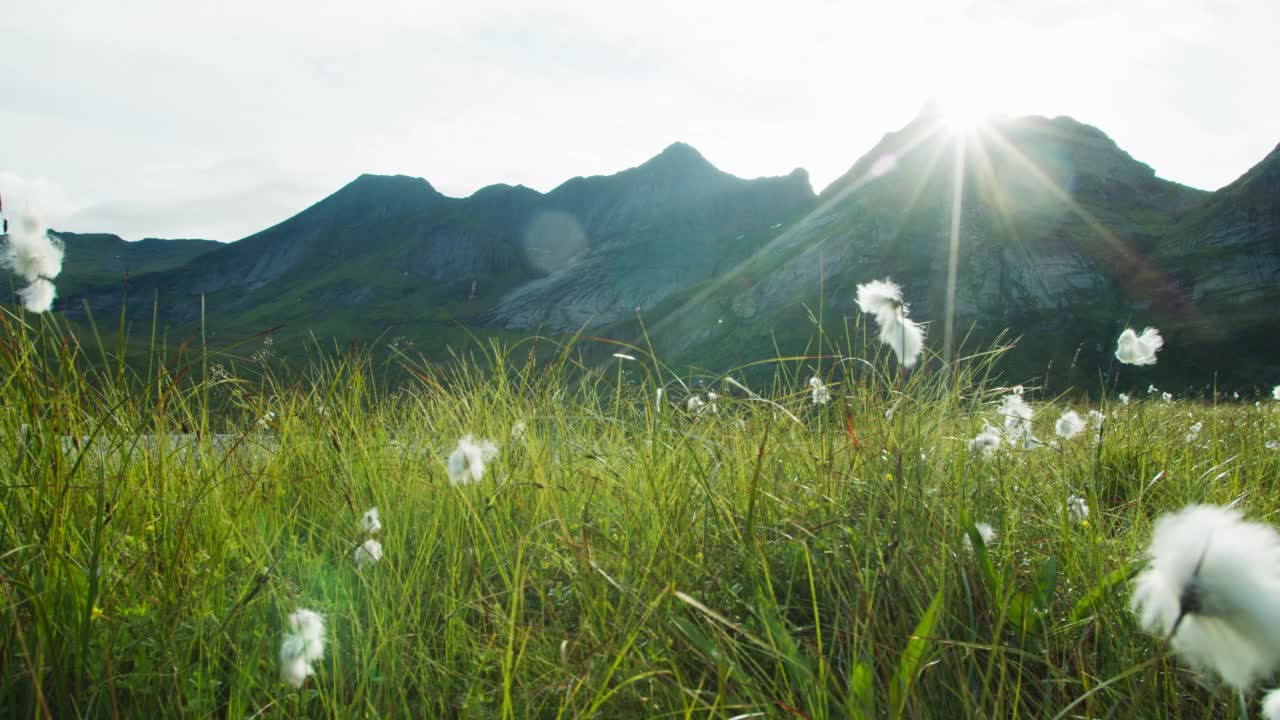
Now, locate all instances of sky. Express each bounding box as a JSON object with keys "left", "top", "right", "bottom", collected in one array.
[{"left": 1, "top": 0, "right": 1276, "bottom": 242}]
